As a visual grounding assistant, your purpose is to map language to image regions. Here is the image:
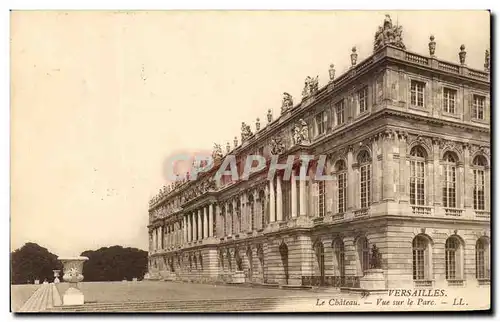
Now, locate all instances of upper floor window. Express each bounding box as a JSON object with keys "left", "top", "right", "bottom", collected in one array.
[
  {"left": 318, "top": 181, "right": 326, "bottom": 217},
  {"left": 358, "top": 150, "right": 371, "bottom": 209},
  {"left": 442, "top": 152, "right": 458, "bottom": 208},
  {"left": 248, "top": 194, "right": 255, "bottom": 231},
  {"left": 472, "top": 95, "right": 485, "bottom": 120},
  {"left": 236, "top": 199, "right": 242, "bottom": 233},
  {"left": 410, "top": 80, "right": 425, "bottom": 107},
  {"left": 336, "top": 160, "right": 347, "bottom": 213},
  {"left": 443, "top": 88, "right": 457, "bottom": 114},
  {"left": 335, "top": 100, "right": 345, "bottom": 125},
  {"left": 410, "top": 146, "right": 426, "bottom": 206},
  {"left": 473, "top": 155, "right": 487, "bottom": 210},
  {"left": 358, "top": 86, "right": 368, "bottom": 114},
  {"left": 221, "top": 206, "right": 226, "bottom": 236},
  {"left": 259, "top": 190, "right": 266, "bottom": 229},
  {"left": 315, "top": 111, "right": 327, "bottom": 136}
]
